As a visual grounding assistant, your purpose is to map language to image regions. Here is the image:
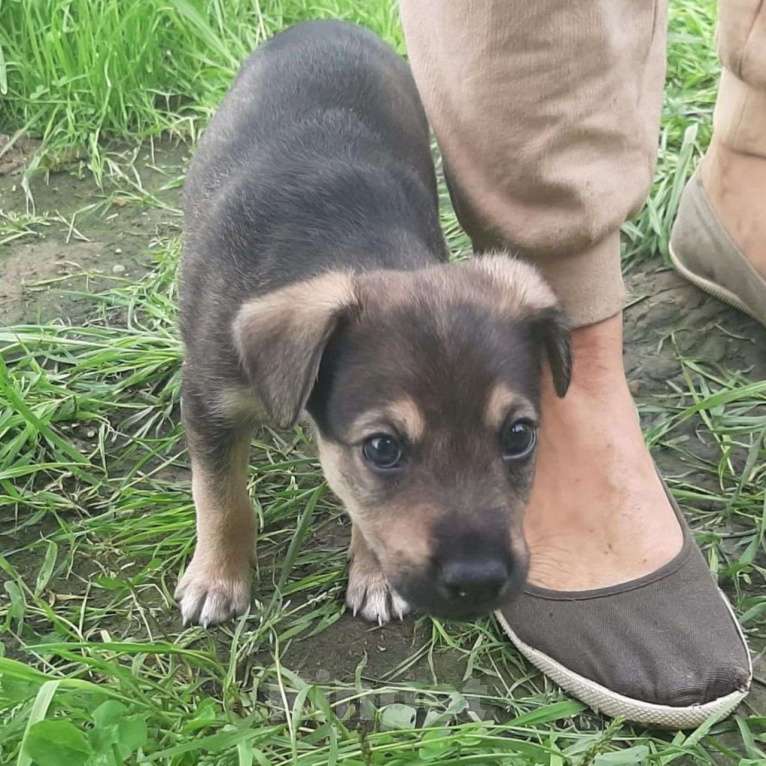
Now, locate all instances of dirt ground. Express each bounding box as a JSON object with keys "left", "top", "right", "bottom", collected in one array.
[
  {"left": 0, "top": 138, "right": 186, "bottom": 325},
  {"left": 2, "top": 142, "right": 765, "bottom": 720}
]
